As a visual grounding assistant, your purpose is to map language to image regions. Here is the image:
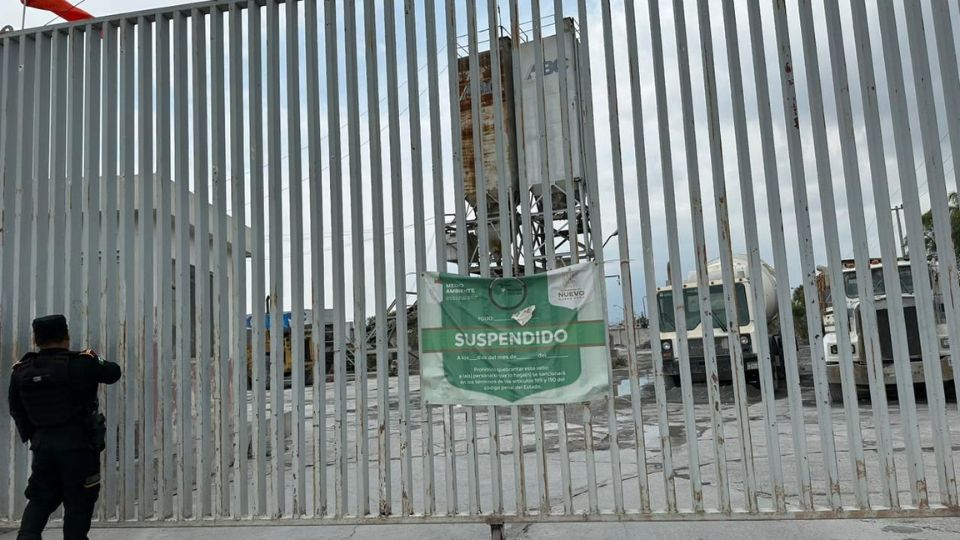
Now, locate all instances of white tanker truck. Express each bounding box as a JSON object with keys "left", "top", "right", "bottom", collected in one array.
[{"left": 656, "top": 256, "right": 785, "bottom": 386}]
